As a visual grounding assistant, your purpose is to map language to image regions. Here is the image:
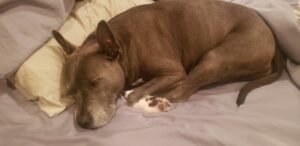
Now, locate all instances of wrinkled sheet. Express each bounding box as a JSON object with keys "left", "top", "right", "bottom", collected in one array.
[
  {"left": 0, "top": 73, "right": 299, "bottom": 146},
  {"left": 0, "top": 0, "right": 75, "bottom": 78}
]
